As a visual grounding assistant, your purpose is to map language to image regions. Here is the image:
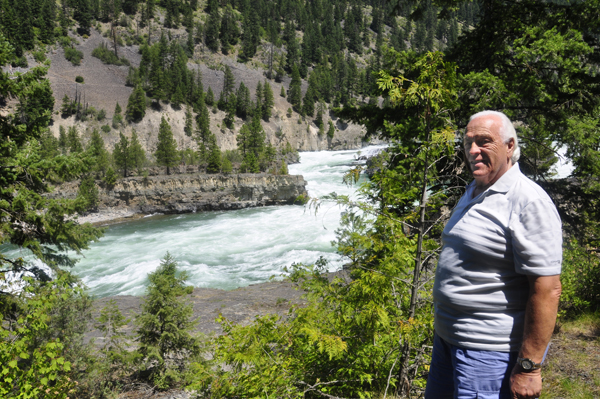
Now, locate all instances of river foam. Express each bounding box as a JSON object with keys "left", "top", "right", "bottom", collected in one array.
[{"left": 65, "top": 146, "right": 381, "bottom": 297}]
